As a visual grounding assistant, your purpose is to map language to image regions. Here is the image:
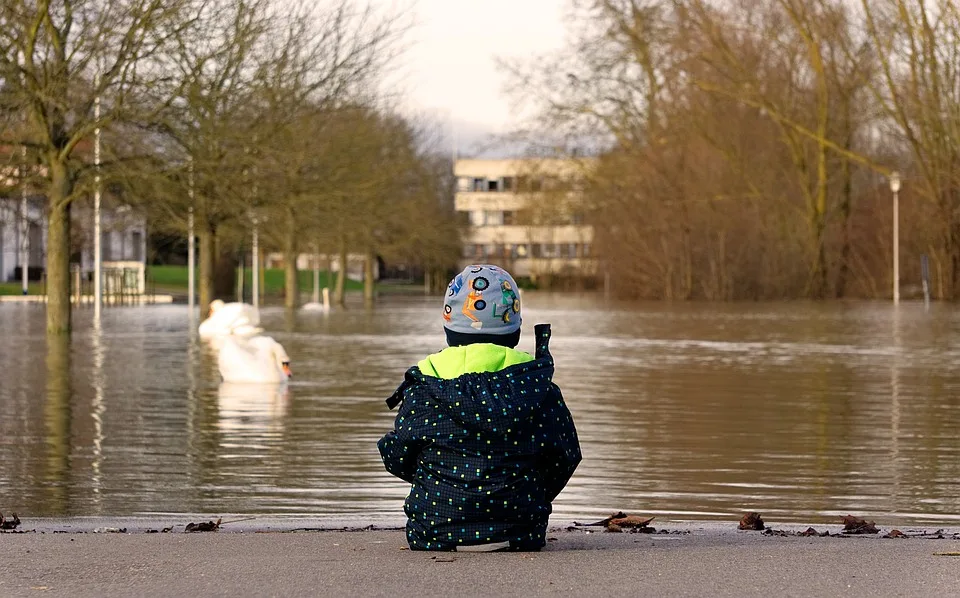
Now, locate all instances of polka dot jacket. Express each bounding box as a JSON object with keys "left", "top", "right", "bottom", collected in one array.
[{"left": 378, "top": 324, "right": 582, "bottom": 551}]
